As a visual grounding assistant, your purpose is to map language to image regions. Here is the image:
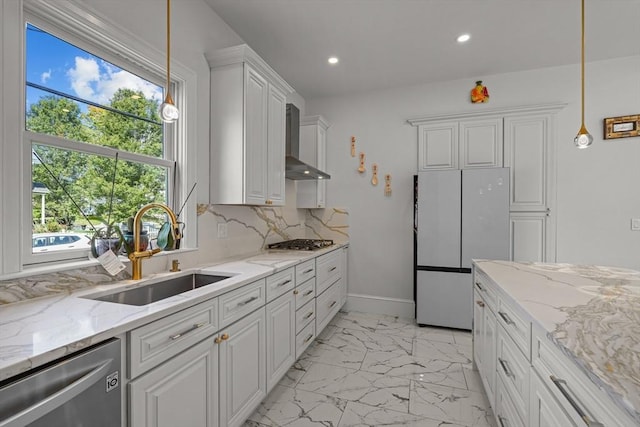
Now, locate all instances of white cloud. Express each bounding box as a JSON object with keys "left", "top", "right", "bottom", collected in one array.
[
  {"left": 40, "top": 69, "right": 52, "bottom": 84},
  {"left": 67, "top": 56, "right": 163, "bottom": 106}
]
